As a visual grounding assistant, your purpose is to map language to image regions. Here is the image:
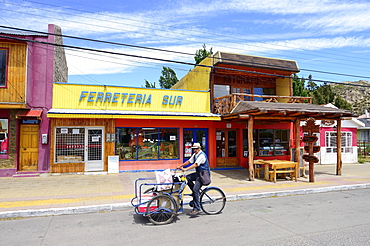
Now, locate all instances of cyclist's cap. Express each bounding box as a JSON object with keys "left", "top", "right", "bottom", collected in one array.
[{"left": 191, "top": 143, "right": 201, "bottom": 149}]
